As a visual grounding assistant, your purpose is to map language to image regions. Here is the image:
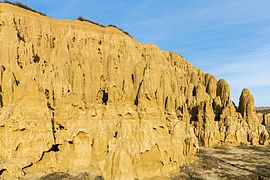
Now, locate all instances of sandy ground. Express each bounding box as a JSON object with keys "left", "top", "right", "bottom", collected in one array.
[
  {"left": 173, "top": 145, "right": 270, "bottom": 180},
  {"left": 39, "top": 146, "right": 270, "bottom": 179}
]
